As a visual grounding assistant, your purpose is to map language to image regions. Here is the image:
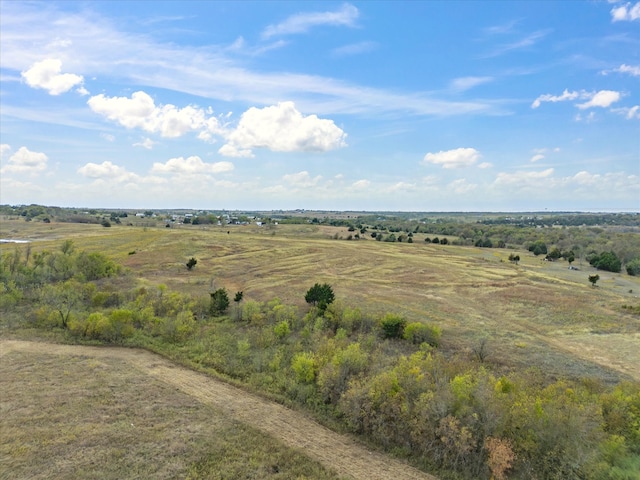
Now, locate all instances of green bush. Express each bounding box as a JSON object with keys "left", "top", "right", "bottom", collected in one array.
[
  {"left": 403, "top": 322, "right": 441, "bottom": 347},
  {"left": 380, "top": 314, "right": 406, "bottom": 339}
]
